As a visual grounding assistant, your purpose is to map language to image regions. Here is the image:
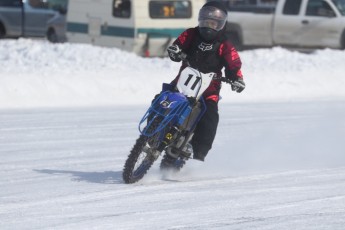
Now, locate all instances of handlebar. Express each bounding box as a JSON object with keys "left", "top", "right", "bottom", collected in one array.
[{"left": 218, "top": 76, "right": 233, "bottom": 85}]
